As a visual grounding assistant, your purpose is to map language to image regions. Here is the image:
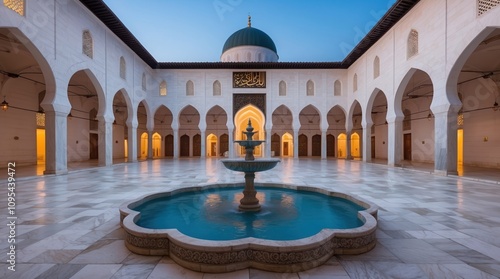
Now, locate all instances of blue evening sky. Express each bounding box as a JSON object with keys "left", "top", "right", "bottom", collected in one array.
[{"left": 102, "top": 0, "right": 397, "bottom": 62}]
